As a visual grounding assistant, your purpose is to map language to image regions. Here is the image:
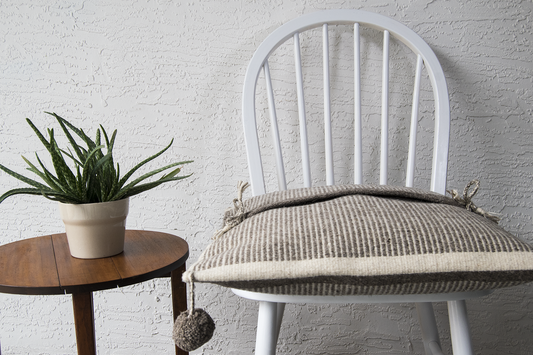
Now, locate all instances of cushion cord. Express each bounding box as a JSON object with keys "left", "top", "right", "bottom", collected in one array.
[
  {"left": 447, "top": 179, "right": 501, "bottom": 223},
  {"left": 212, "top": 181, "right": 250, "bottom": 239}
]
